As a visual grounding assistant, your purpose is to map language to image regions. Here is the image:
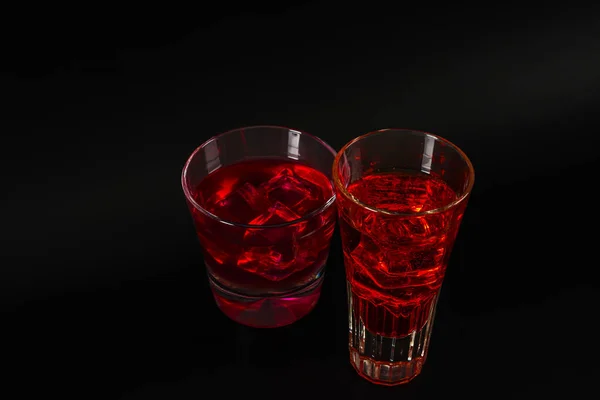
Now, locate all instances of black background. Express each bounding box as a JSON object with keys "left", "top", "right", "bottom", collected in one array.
[{"left": 4, "top": 3, "right": 600, "bottom": 398}]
